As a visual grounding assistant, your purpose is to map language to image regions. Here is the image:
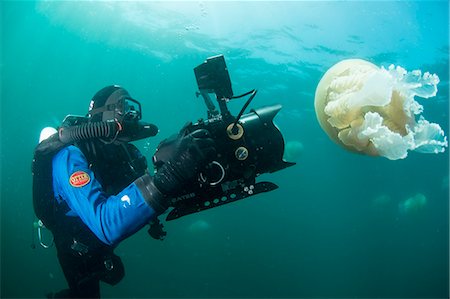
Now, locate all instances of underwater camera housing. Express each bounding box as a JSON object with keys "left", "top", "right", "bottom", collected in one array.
[{"left": 153, "top": 55, "right": 295, "bottom": 221}]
